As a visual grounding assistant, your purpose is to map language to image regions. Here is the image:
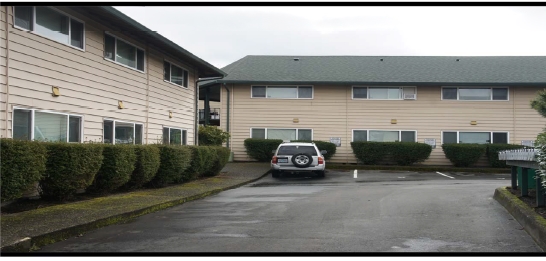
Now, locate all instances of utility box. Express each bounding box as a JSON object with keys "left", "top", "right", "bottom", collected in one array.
[{"left": 517, "top": 167, "right": 536, "bottom": 189}]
